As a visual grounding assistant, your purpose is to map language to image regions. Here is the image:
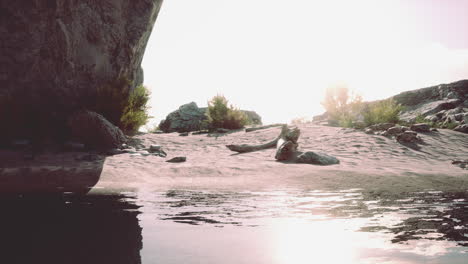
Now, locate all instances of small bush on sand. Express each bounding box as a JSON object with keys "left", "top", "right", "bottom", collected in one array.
[
  {"left": 321, "top": 85, "right": 363, "bottom": 127},
  {"left": 206, "top": 95, "right": 248, "bottom": 130},
  {"left": 321, "top": 86, "right": 404, "bottom": 128},
  {"left": 120, "top": 85, "right": 151, "bottom": 134},
  {"left": 362, "top": 99, "right": 403, "bottom": 126},
  {"left": 92, "top": 77, "right": 150, "bottom": 134}
]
